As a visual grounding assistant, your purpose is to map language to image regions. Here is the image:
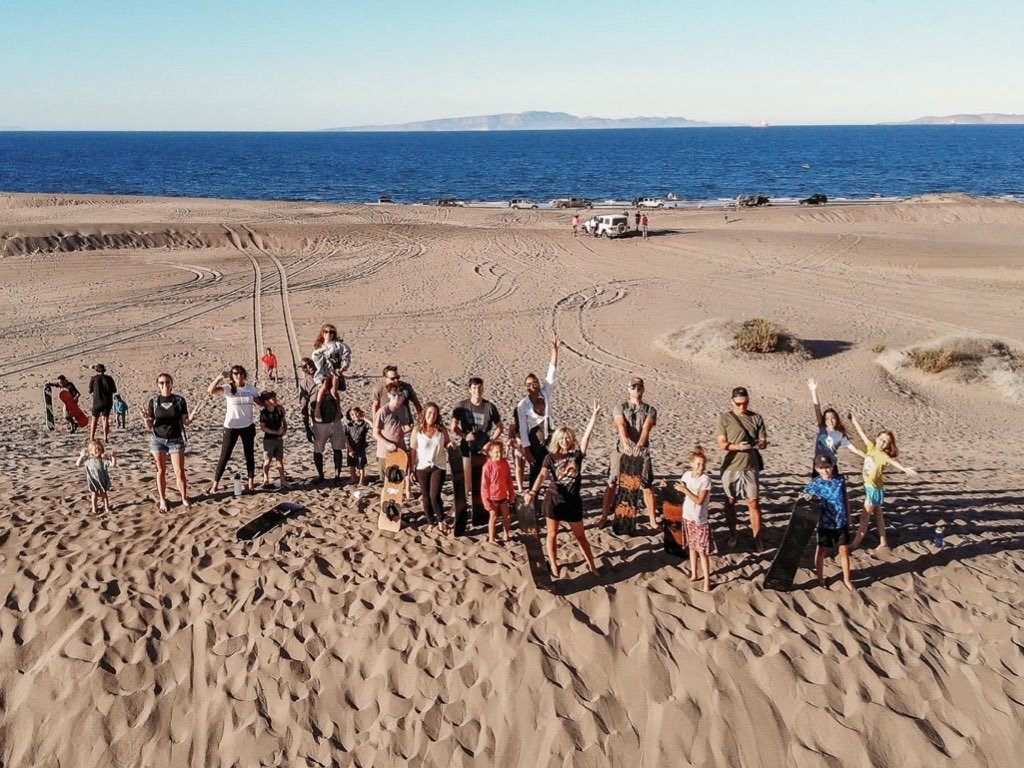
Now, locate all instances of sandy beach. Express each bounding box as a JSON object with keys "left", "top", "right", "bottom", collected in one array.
[{"left": 1, "top": 192, "right": 1023, "bottom": 767}]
